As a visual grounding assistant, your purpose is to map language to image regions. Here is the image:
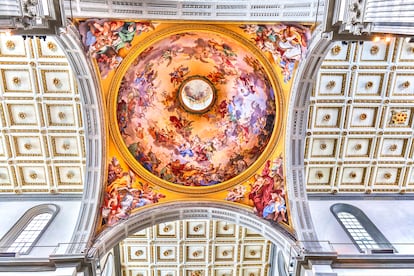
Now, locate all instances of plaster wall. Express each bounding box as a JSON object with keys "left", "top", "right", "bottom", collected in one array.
[{"left": 308, "top": 199, "right": 414, "bottom": 254}]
